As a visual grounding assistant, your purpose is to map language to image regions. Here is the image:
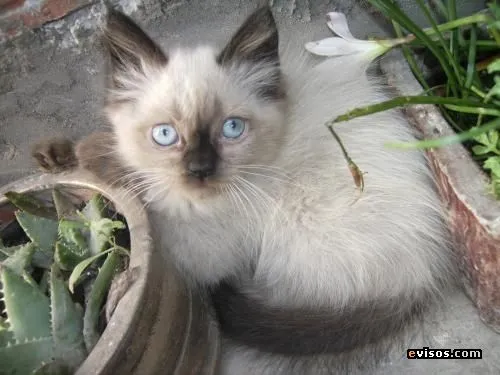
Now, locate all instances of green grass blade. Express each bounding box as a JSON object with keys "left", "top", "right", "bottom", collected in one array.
[
  {"left": 429, "top": 0, "right": 448, "bottom": 19},
  {"left": 385, "top": 117, "right": 500, "bottom": 150},
  {"left": 415, "top": 0, "right": 463, "bottom": 91},
  {"left": 443, "top": 104, "right": 500, "bottom": 116},
  {"left": 367, "top": 0, "right": 459, "bottom": 96},
  {"left": 421, "top": 13, "right": 490, "bottom": 36},
  {"left": 392, "top": 20, "right": 430, "bottom": 91},
  {"left": 333, "top": 96, "right": 500, "bottom": 123},
  {"left": 465, "top": 25, "right": 478, "bottom": 91}
]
